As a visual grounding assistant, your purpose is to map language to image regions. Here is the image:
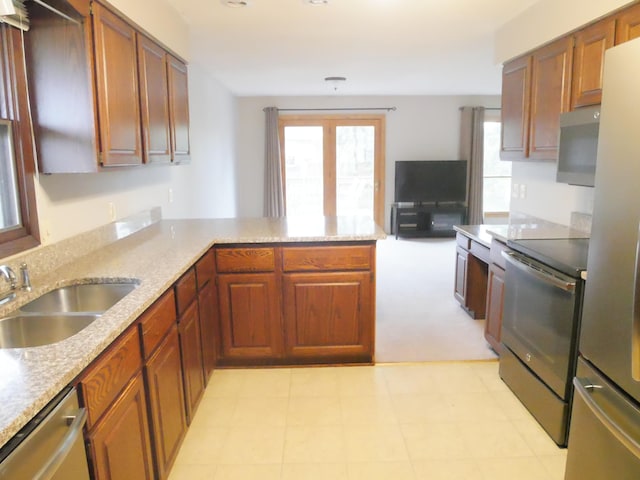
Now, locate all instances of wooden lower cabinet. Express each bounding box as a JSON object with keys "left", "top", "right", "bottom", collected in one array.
[
  {"left": 484, "top": 263, "right": 505, "bottom": 353},
  {"left": 178, "top": 301, "right": 206, "bottom": 423},
  {"left": 215, "top": 243, "right": 376, "bottom": 366},
  {"left": 217, "top": 272, "right": 283, "bottom": 362},
  {"left": 145, "top": 325, "right": 187, "bottom": 479},
  {"left": 86, "top": 373, "right": 154, "bottom": 480},
  {"left": 198, "top": 280, "right": 218, "bottom": 381},
  {"left": 283, "top": 271, "right": 373, "bottom": 362},
  {"left": 454, "top": 246, "right": 468, "bottom": 306}
]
